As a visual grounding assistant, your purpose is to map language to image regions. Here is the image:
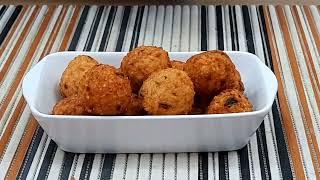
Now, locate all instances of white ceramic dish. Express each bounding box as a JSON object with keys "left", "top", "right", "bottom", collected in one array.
[{"left": 22, "top": 51, "right": 278, "bottom": 153}]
